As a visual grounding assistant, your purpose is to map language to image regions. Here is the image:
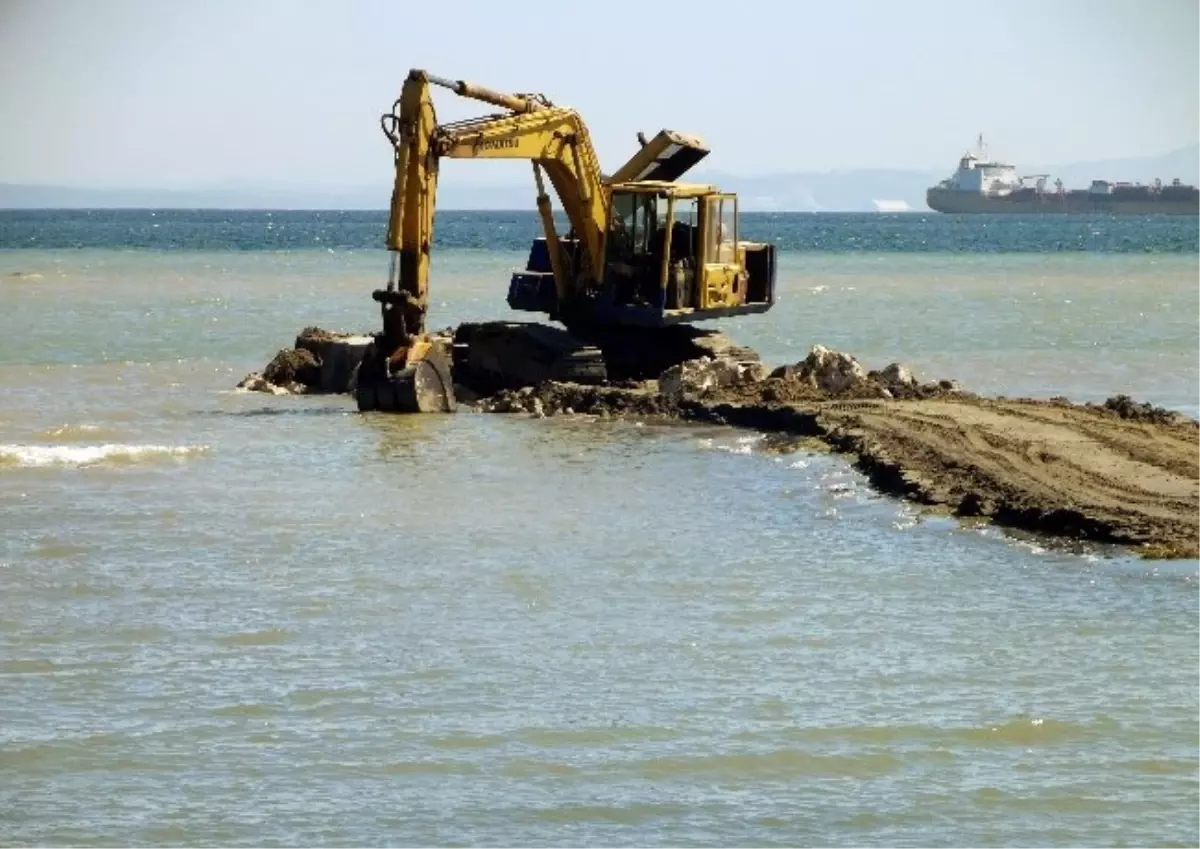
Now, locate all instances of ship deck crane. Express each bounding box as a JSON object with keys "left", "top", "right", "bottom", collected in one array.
[{"left": 354, "top": 69, "right": 777, "bottom": 413}]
